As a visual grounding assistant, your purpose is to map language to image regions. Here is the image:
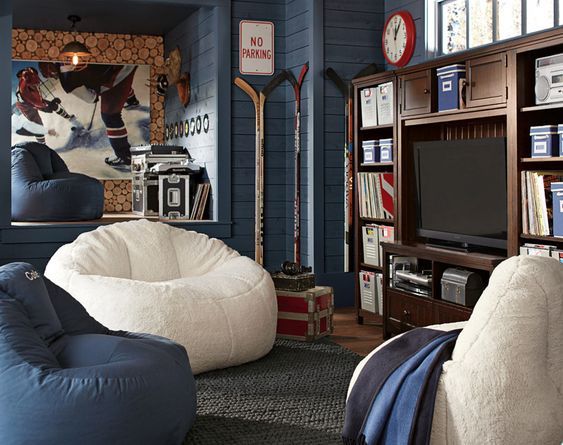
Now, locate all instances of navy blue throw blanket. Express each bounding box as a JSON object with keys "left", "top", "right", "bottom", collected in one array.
[{"left": 342, "top": 328, "right": 462, "bottom": 445}]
